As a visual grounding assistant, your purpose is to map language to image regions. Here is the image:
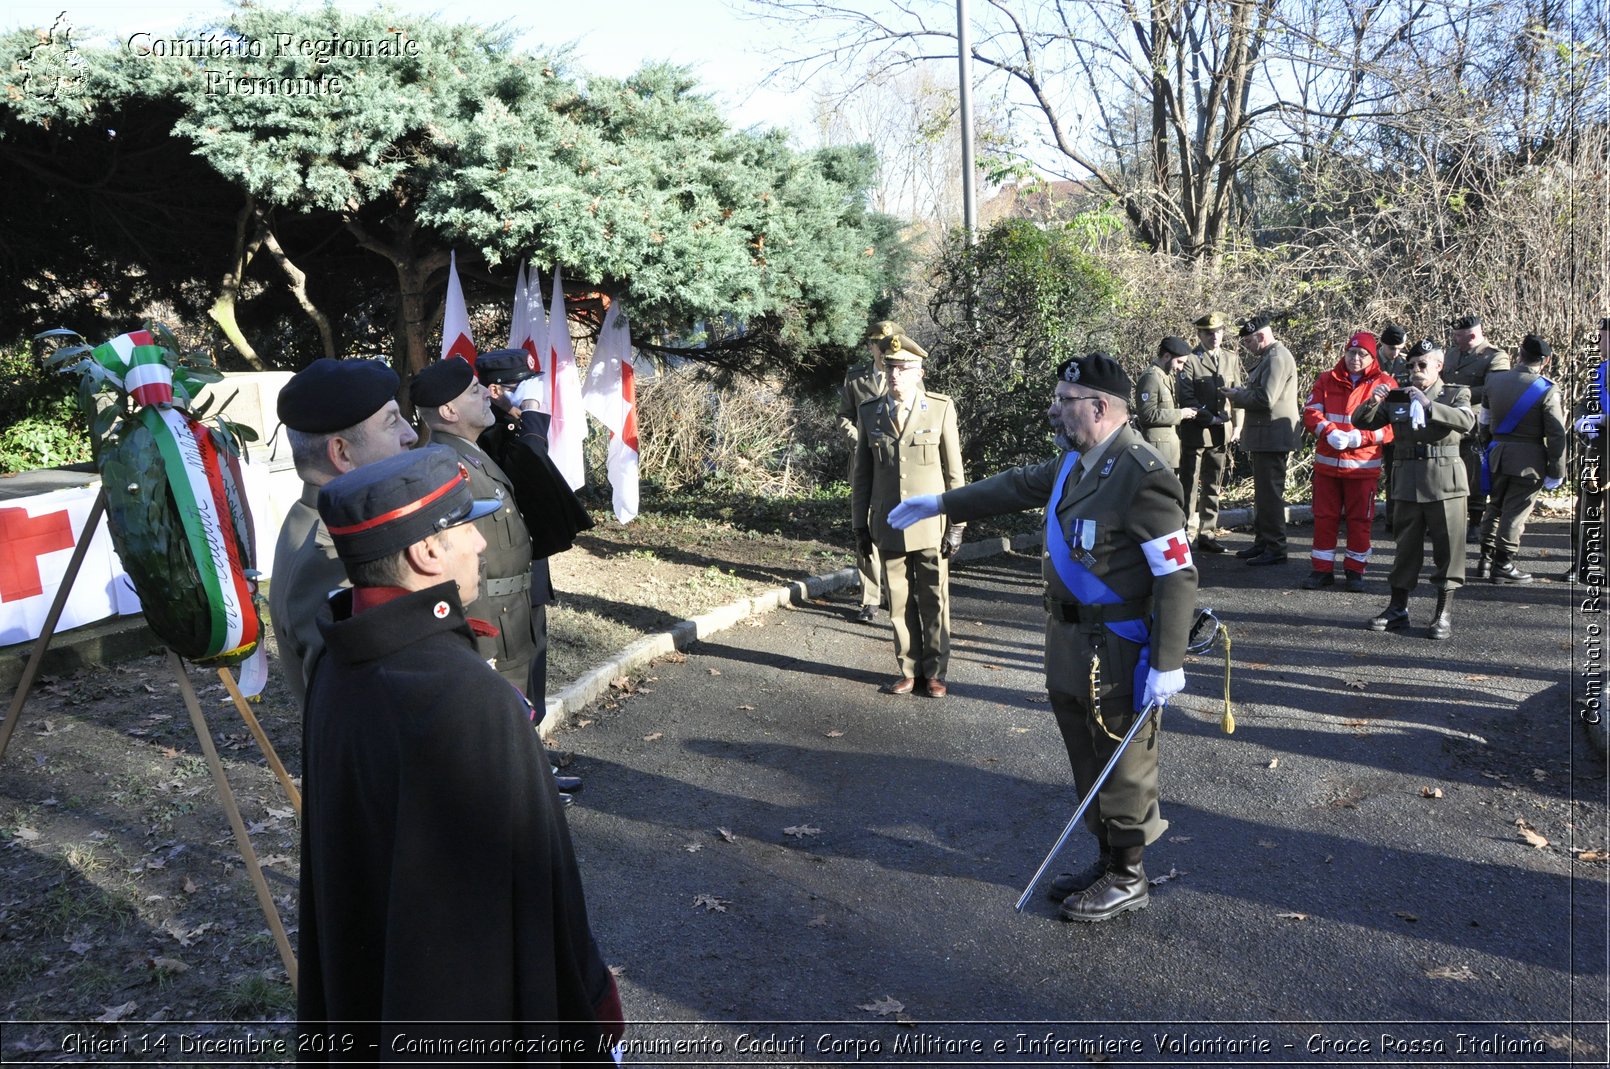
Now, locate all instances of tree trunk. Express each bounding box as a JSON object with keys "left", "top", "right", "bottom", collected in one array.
[
  {"left": 260, "top": 223, "right": 337, "bottom": 360},
  {"left": 343, "top": 216, "right": 450, "bottom": 380},
  {"left": 207, "top": 199, "right": 268, "bottom": 370}
]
